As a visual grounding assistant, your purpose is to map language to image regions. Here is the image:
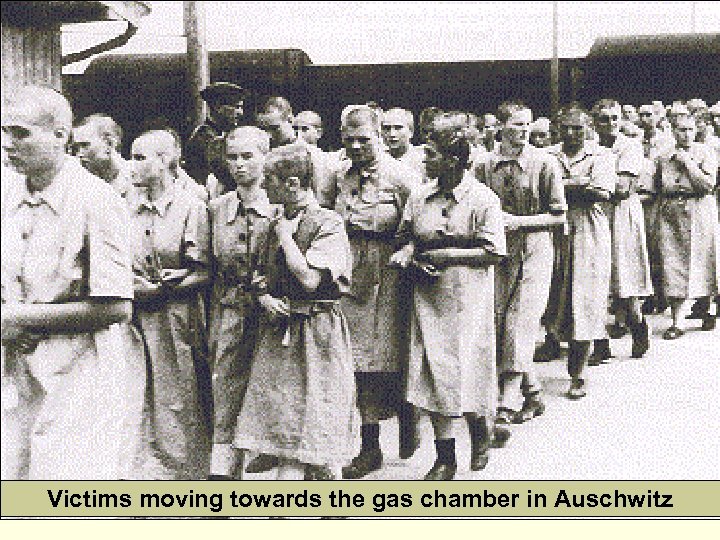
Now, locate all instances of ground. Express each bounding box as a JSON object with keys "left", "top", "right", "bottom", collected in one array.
[{"left": 246, "top": 311, "right": 719, "bottom": 481}]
